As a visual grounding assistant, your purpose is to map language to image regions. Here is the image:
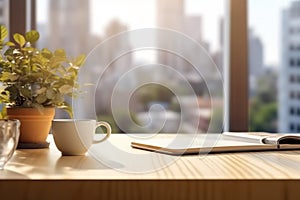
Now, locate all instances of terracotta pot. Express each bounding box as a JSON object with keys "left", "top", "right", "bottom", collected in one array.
[{"left": 6, "top": 107, "right": 55, "bottom": 143}]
